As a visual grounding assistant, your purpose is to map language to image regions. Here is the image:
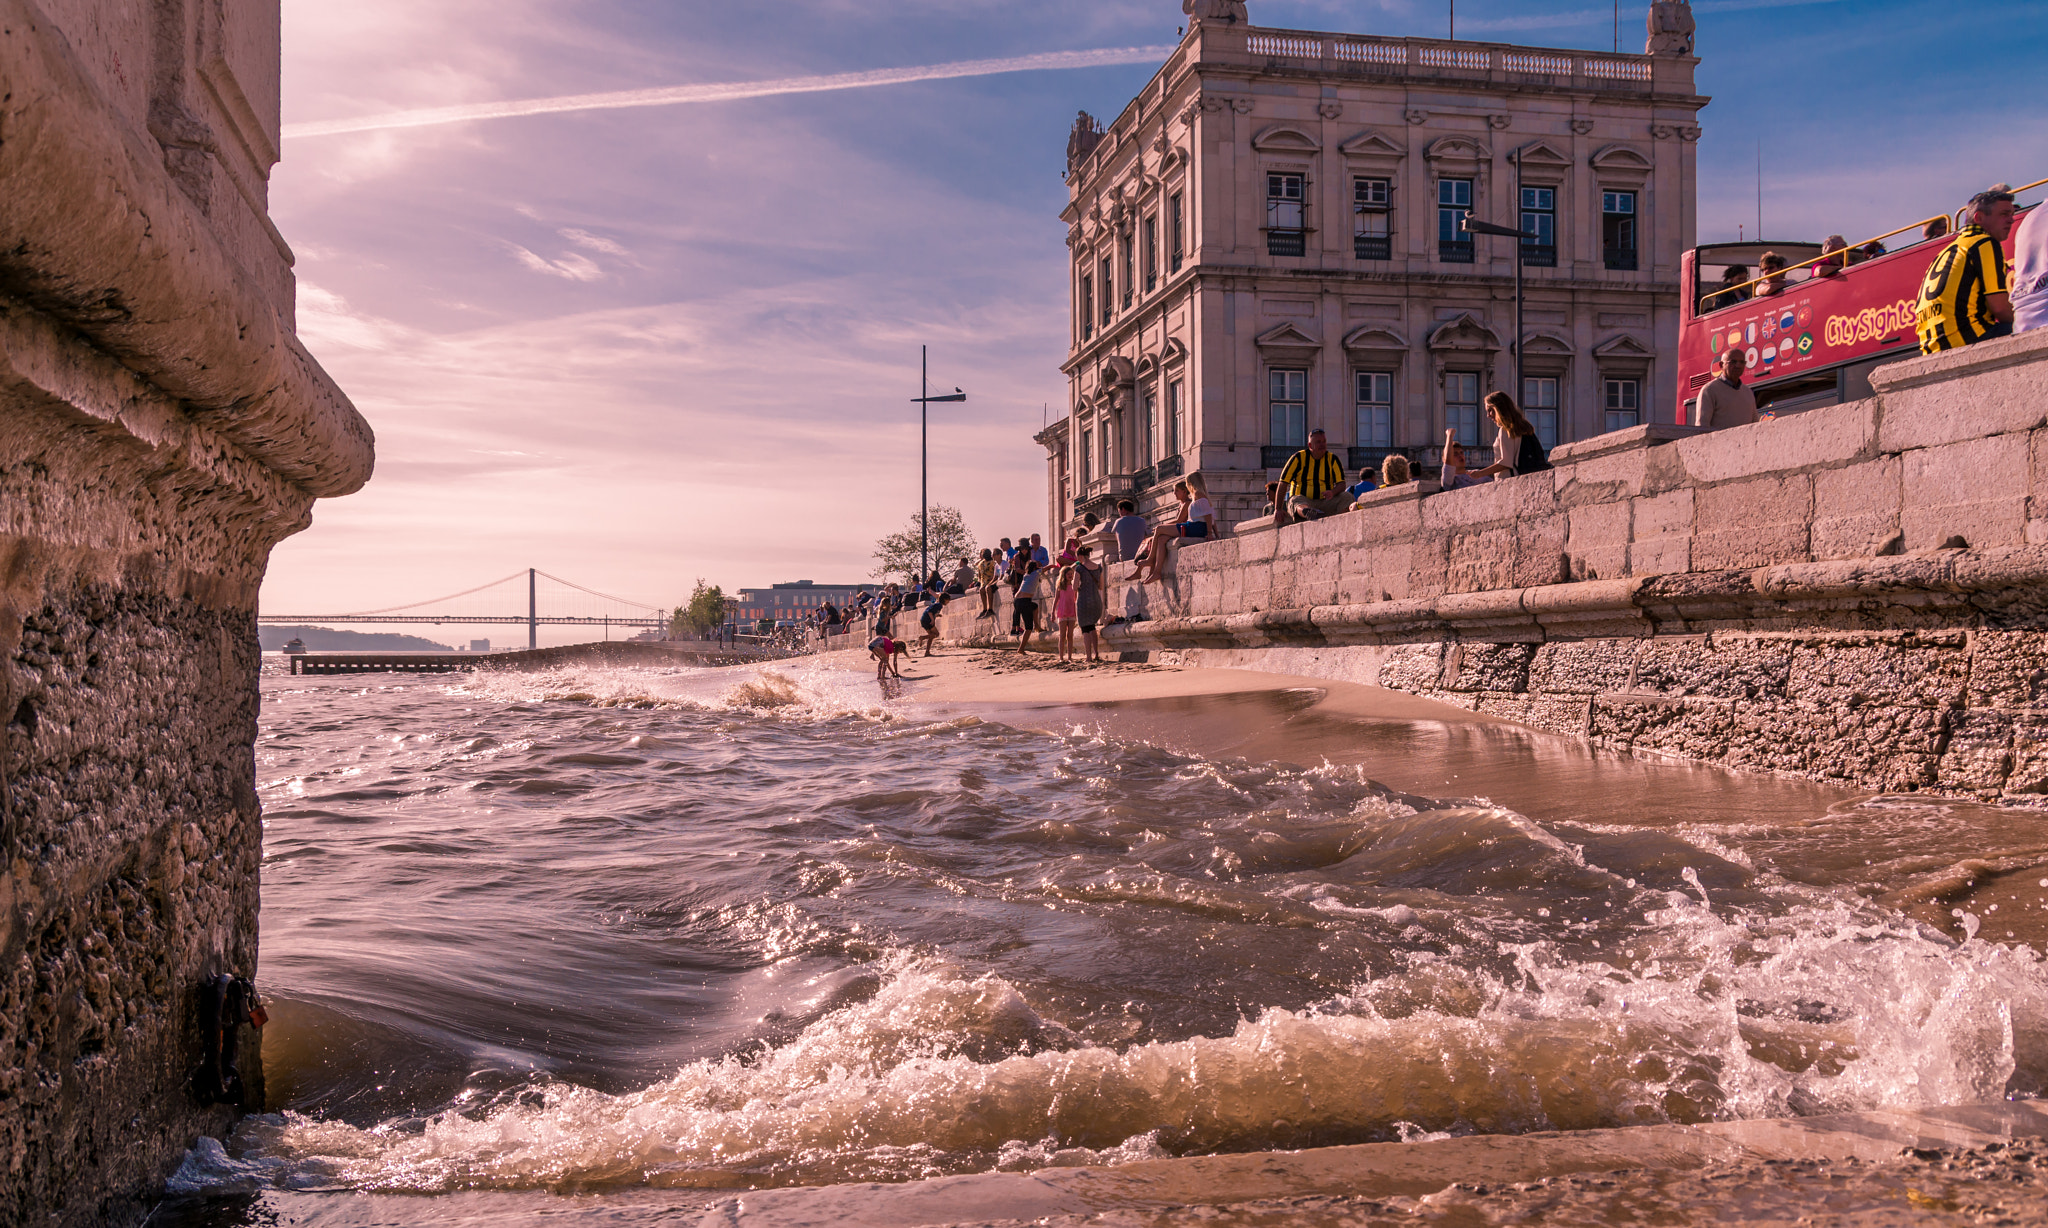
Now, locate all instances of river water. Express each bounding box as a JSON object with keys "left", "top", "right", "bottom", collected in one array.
[{"left": 167, "top": 655, "right": 2048, "bottom": 1214}]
